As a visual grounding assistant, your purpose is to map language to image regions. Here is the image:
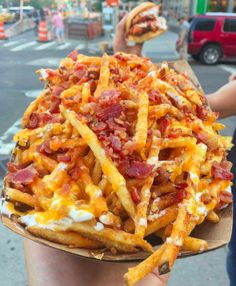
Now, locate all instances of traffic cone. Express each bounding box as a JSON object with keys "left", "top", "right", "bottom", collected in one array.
[
  {"left": 0, "top": 21, "right": 8, "bottom": 40},
  {"left": 37, "top": 21, "right": 51, "bottom": 42}
]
